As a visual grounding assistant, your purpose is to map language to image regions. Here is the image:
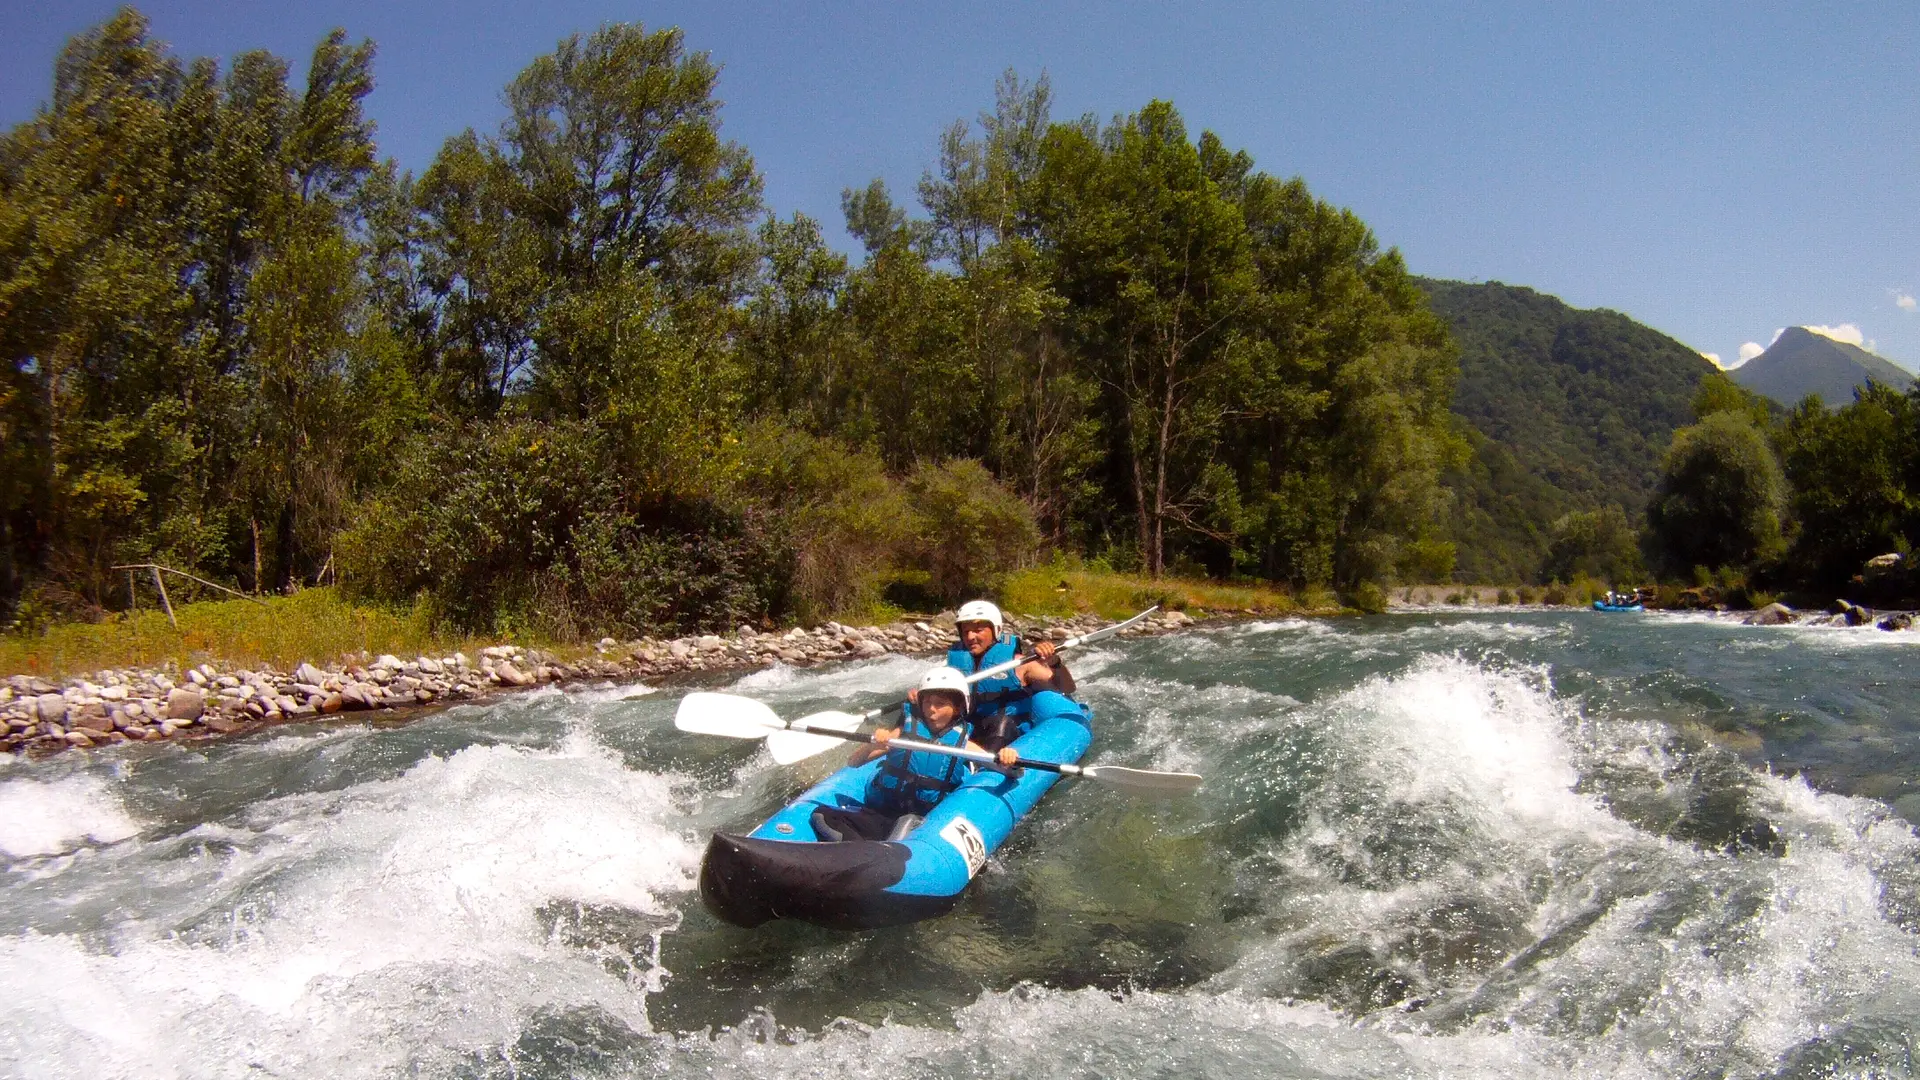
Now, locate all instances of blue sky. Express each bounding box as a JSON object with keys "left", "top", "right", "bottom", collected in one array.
[{"left": 4, "top": 2, "right": 1916, "bottom": 371}]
